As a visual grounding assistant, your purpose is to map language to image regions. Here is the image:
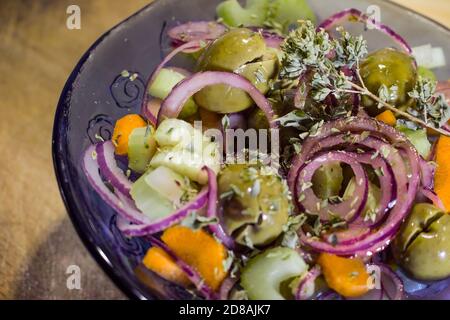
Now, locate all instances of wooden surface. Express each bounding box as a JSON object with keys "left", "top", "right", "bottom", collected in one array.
[{"left": 0, "top": 0, "right": 448, "bottom": 300}]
